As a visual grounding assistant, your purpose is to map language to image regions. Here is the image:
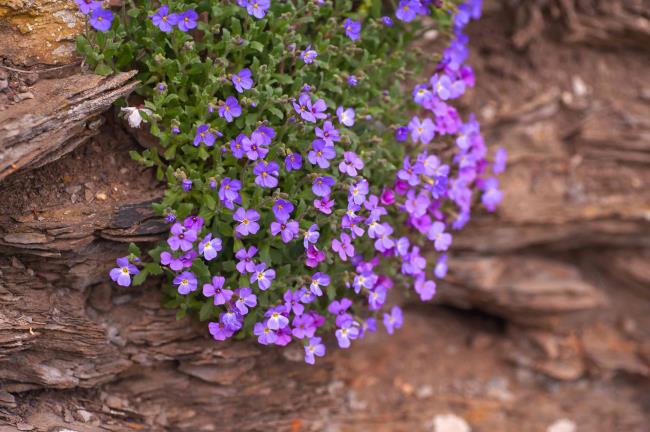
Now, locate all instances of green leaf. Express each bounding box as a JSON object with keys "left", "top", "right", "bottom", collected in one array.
[
  {"left": 132, "top": 268, "right": 149, "bottom": 286},
  {"left": 128, "top": 243, "right": 141, "bottom": 257},
  {"left": 199, "top": 302, "right": 214, "bottom": 321},
  {"left": 94, "top": 62, "right": 113, "bottom": 76},
  {"left": 250, "top": 41, "right": 264, "bottom": 52}
]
